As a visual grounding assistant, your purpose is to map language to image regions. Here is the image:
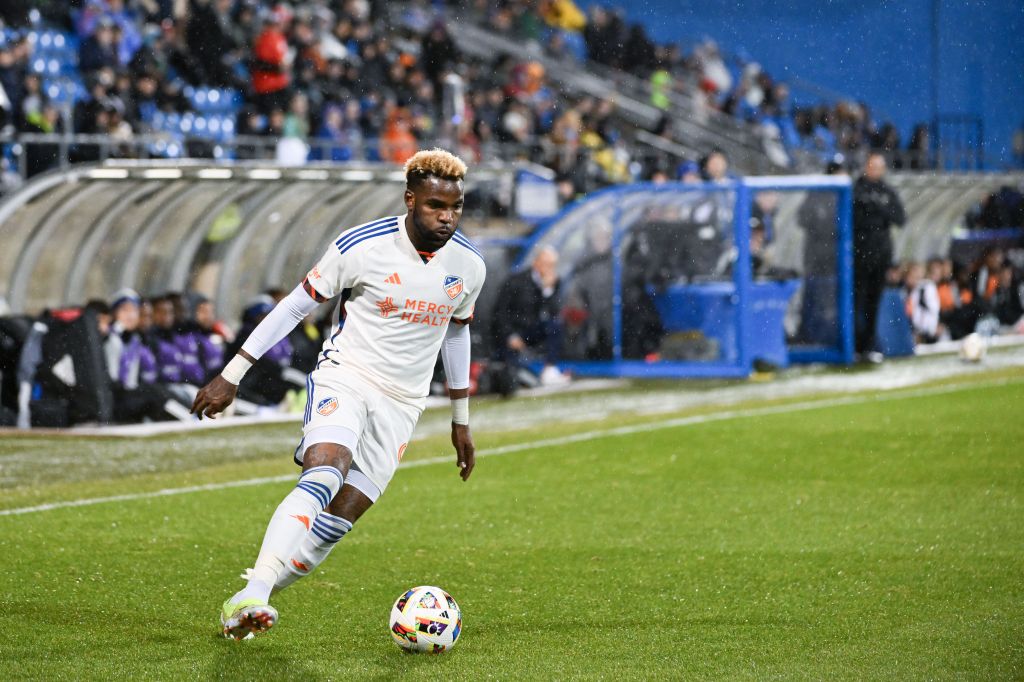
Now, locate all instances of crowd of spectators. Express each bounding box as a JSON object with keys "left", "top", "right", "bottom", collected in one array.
[
  {"left": 0, "top": 0, "right": 942, "bottom": 193},
  {"left": 0, "top": 0, "right": 652, "bottom": 195},
  {"left": 965, "top": 184, "right": 1024, "bottom": 230},
  {"left": 466, "top": 0, "right": 934, "bottom": 170},
  {"left": 0, "top": 286, "right": 320, "bottom": 427},
  {"left": 895, "top": 248, "right": 1024, "bottom": 346}
]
